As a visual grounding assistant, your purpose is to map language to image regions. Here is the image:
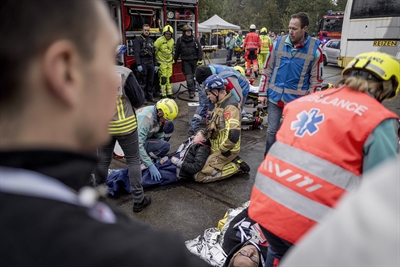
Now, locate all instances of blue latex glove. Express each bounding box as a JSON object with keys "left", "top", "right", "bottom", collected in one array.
[
  {"left": 148, "top": 164, "right": 161, "bottom": 181},
  {"left": 137, "top": 65, "right": 143, "bottom": 72},
  {"left": 154, "top": 66, "right": 159, "bottom": 73}
]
